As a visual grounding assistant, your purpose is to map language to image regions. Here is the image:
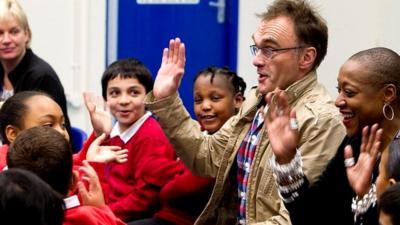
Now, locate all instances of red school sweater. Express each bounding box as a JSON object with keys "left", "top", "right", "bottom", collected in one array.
[
  {"left": 63, "top": 196, "right": 126, "bottom": 225},
  {"left": 0, "top": 144, "right": 8, "bottom": 170},
  {"left": 153, "top": 163, "right": 214, "bottom": 225},
  {"left": 90, "top": 117, "right": 182, "bottom": 222}
]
